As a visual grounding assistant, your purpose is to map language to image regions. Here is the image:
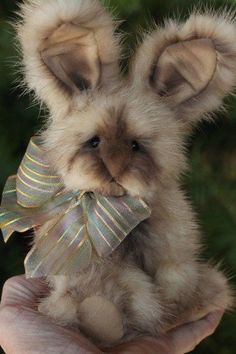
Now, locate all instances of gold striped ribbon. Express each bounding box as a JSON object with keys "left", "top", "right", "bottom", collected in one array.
[{"left": 0, "top": 137, "right": 151, "bottom": 278}]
